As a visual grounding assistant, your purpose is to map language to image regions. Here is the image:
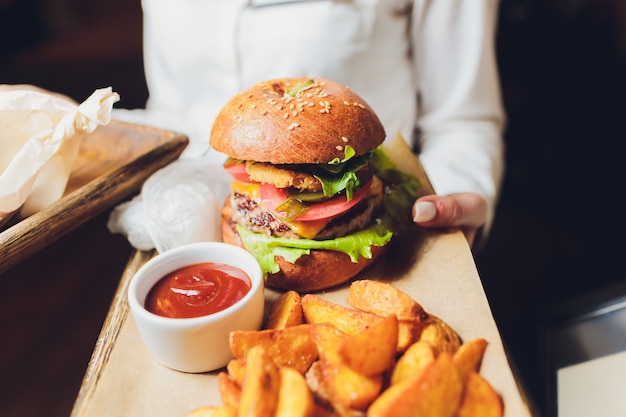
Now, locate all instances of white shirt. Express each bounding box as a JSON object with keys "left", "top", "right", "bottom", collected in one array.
[{"left": 117, "top": 0, "right": 505, "bottom": 232}]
